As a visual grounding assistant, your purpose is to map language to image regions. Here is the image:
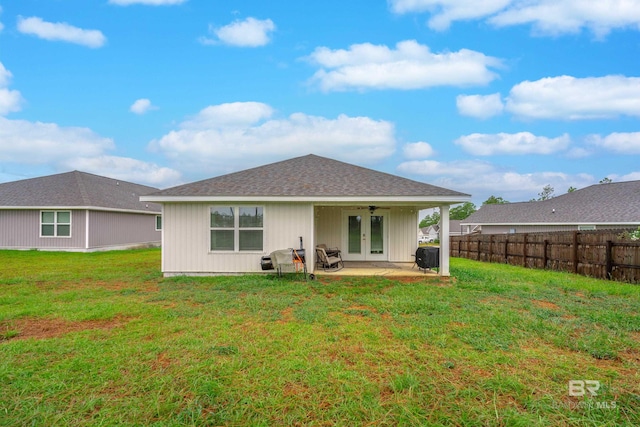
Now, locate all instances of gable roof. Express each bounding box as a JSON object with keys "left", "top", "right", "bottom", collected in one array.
[
  {"left": 462, "top": 180, "right": 640, "bottom": 225},
  {"left": 143, "top": 154, "right": 469, "bottom": 204},
  {"left": 0, "top": 171, "right": 161, "bottom": 213}
]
